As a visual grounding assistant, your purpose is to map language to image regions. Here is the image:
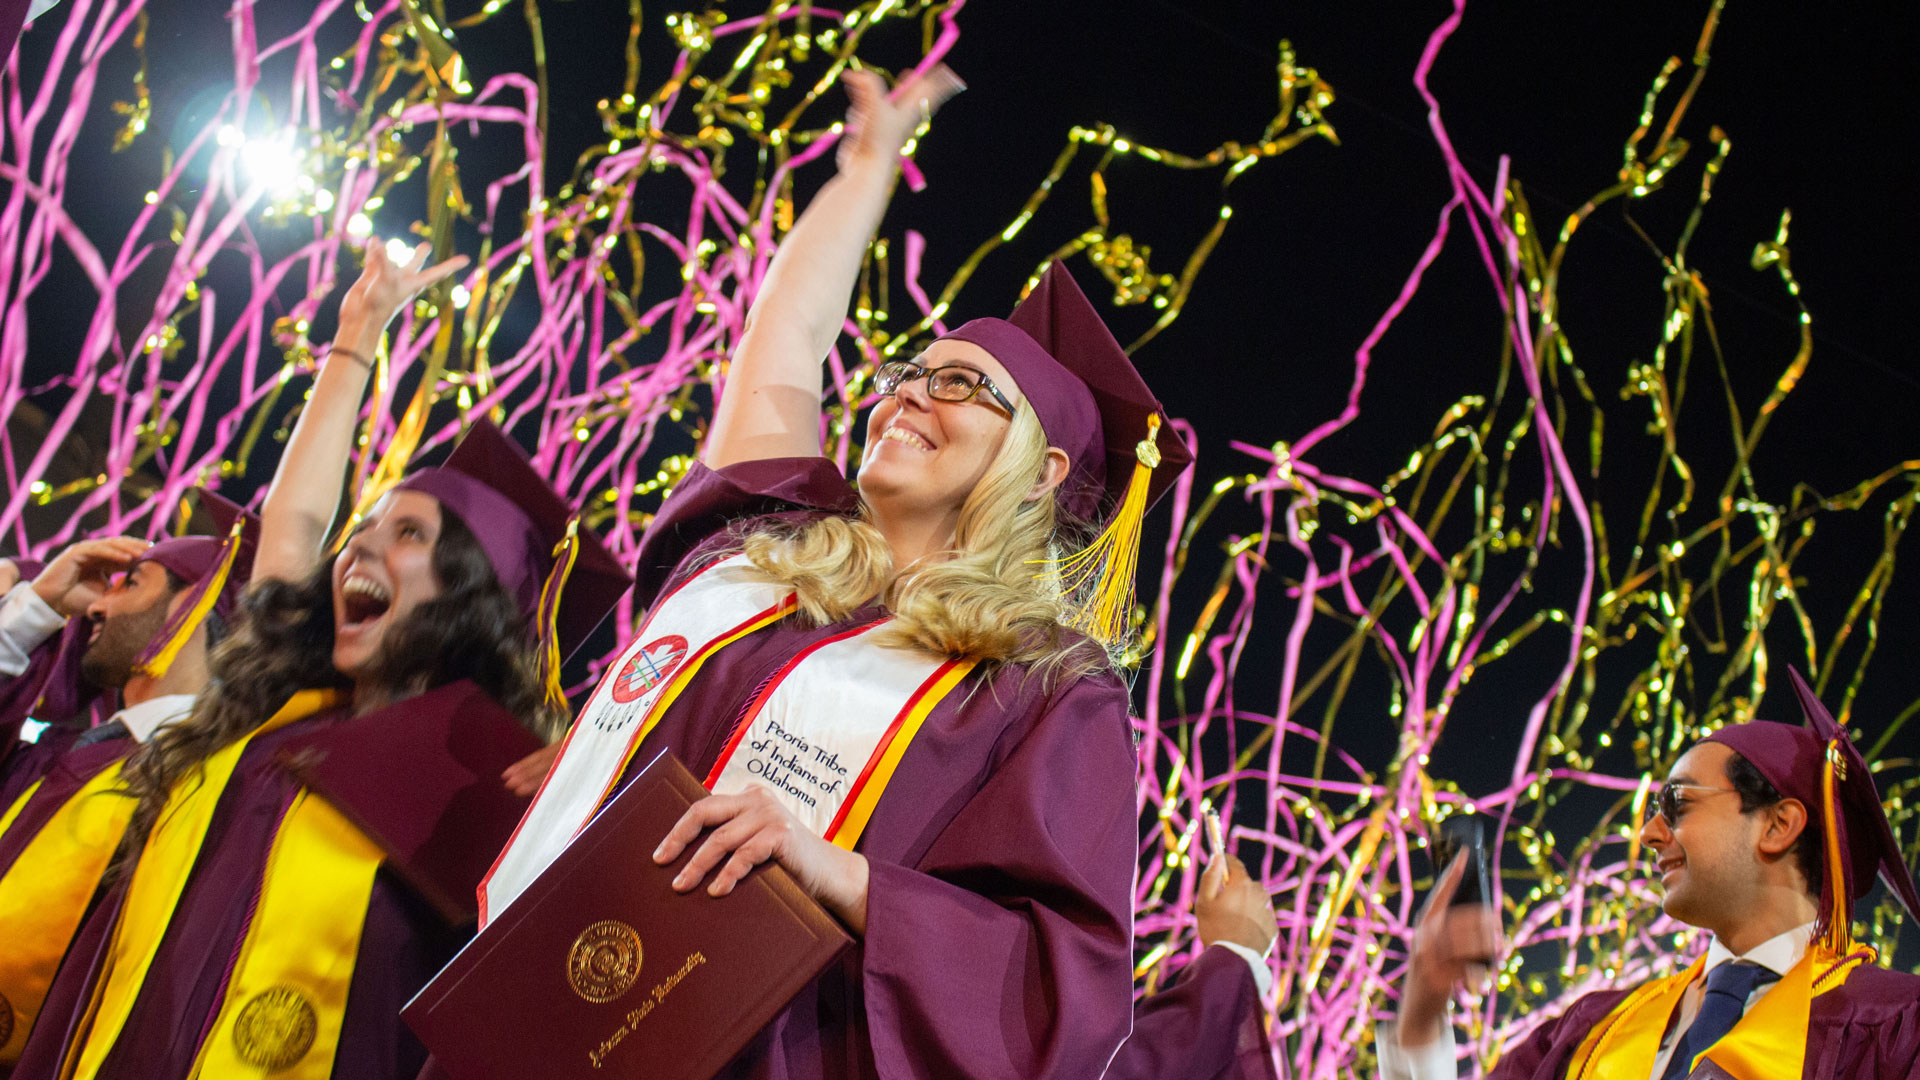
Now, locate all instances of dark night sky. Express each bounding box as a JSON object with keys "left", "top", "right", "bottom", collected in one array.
[{"left": 12, "top": 1, "right": 1918, "bottom": 831}]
